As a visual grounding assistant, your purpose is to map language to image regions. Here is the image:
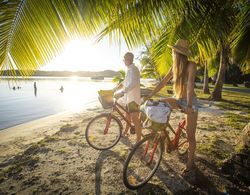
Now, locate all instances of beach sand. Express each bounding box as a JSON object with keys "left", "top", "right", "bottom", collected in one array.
[{"left": 0, "top": 100, "right": 248, "bottom": 194}]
